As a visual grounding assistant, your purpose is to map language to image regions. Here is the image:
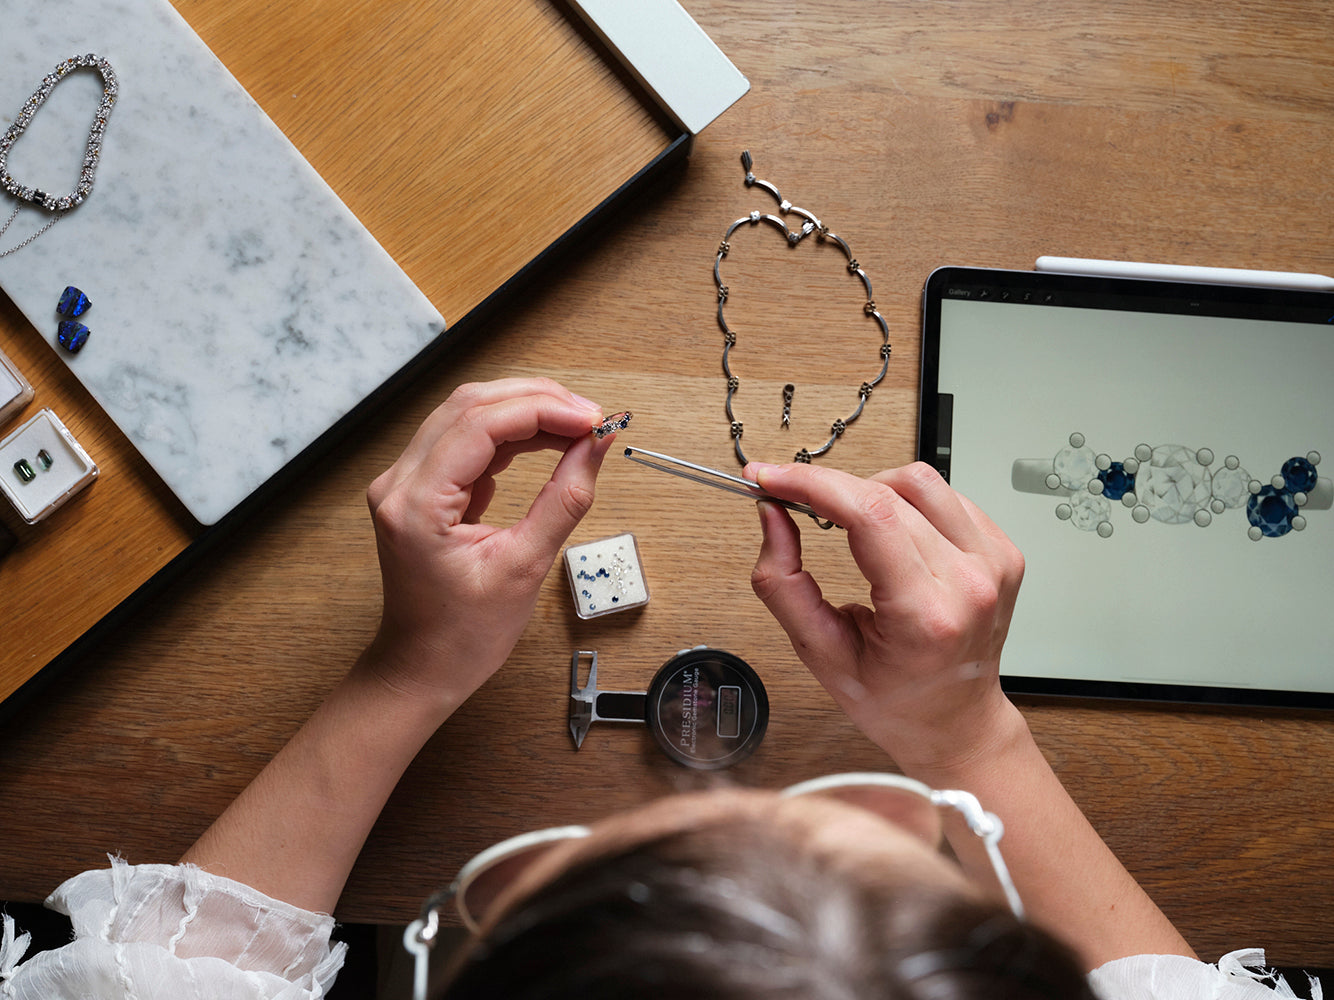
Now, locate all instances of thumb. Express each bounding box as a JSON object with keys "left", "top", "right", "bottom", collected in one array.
[{"left": 511, "top": 433, "right": 611, "bottom": 562}]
